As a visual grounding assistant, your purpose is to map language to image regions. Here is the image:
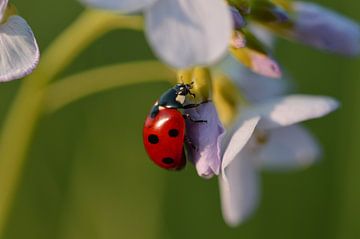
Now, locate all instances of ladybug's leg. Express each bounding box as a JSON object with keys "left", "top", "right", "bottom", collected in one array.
[
  {"left": 182, "top": 103, "right": 201, "bottom": 109},
  {"left": 189, "top": 91, "right": 196, "bottom": 99},
  {"left": 182, "top": 99, "right": 211, "bottom": 109},
  {"left": 183, "top": 114, "right": 207, "bottom": 123},
  {"left": 184, "top": 136, "right": 197, "bottom": 151}
]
